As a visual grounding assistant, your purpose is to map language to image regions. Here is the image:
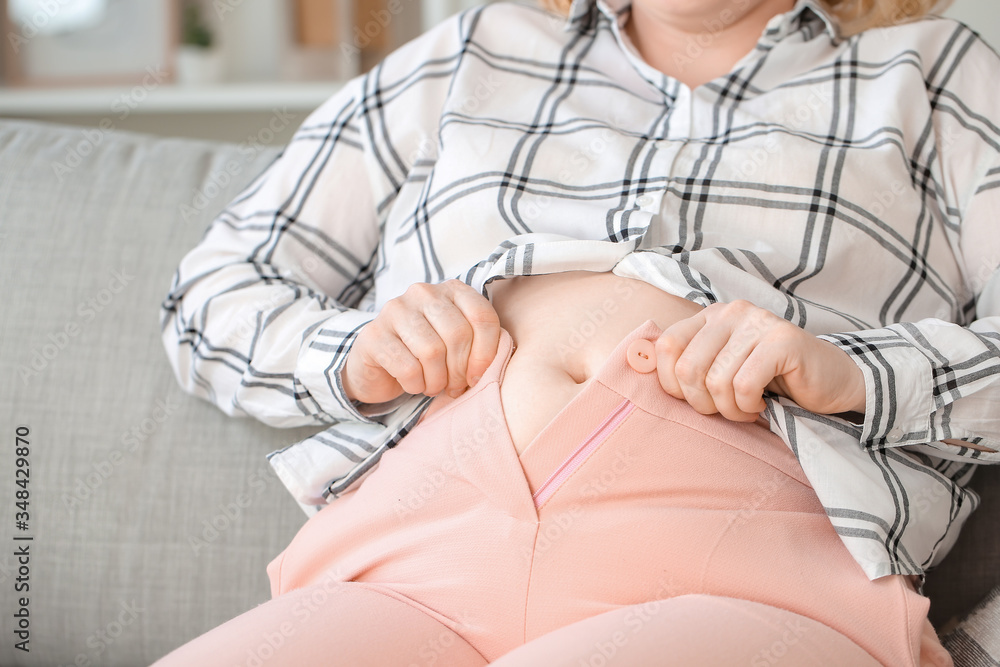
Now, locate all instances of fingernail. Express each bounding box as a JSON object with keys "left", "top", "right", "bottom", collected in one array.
[
  {"left": 449, "top": 388, "right": 462, "bottom": 398},
  {"left": 469, "top": 375, "right": 481, "bottom": 386}
]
